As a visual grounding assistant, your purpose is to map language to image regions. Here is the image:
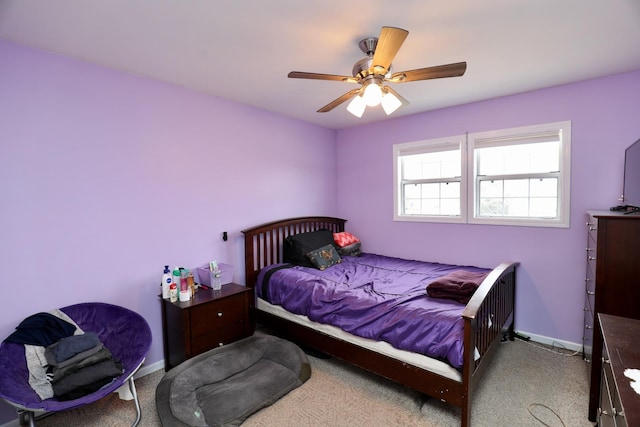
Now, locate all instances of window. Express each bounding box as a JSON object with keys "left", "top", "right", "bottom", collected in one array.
[
  {"left": 393, "top": 136, "right": 466, "bottom": 223},
  {"left": 394, "top": 121, "right": 571, "bottom": 227}
]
